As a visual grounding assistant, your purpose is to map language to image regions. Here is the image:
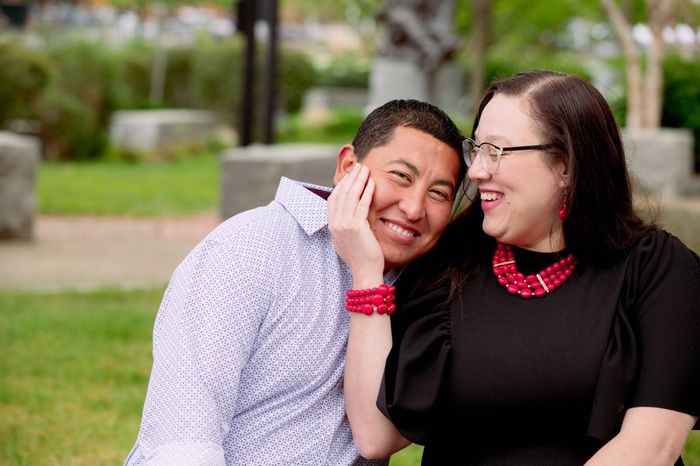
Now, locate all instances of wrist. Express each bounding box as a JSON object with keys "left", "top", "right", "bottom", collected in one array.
[
  {"left": 346, "top": 283, "right": 396, "bottom": 316},
  {"left": 352, "top": 275, "right": 385, "bottom": 290},
  {"left": 348, "top": 261, "right": 384, "bottom": 284}
]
